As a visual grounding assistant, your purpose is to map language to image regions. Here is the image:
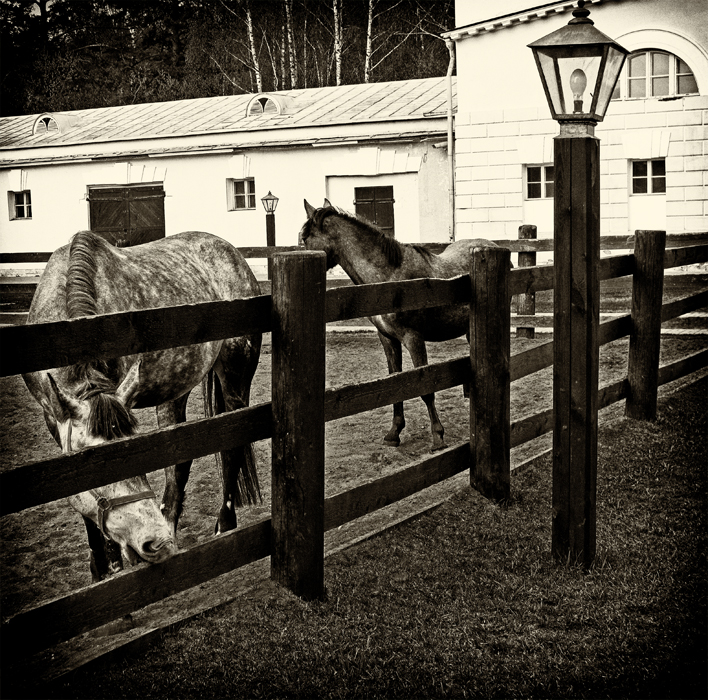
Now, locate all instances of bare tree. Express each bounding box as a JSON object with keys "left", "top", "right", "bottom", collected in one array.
[
  {"left": 332, "top": 0, "right": 342, "bottom": 85},
  {"left": 244, "top": 0, "right": 262, "bottom": 92},
  {"left": 284, "top": 0, "right": 298, "bottom": 88}
]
